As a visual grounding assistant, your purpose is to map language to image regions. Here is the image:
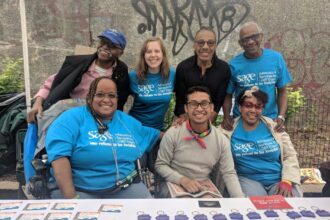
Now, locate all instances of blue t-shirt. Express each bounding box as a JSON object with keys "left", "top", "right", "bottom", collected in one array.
[
  {"left": 129, "top": 67, "right": 176, "bottom": 130},
  {"left": 227, "top": 49, "right": 292, "bottom": 119},
  {"left": 231, "top": 120, "right": 281, "bottom": 186},
  {"left": 45, "top": 106, "right": 160, "bottom": 191}
]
